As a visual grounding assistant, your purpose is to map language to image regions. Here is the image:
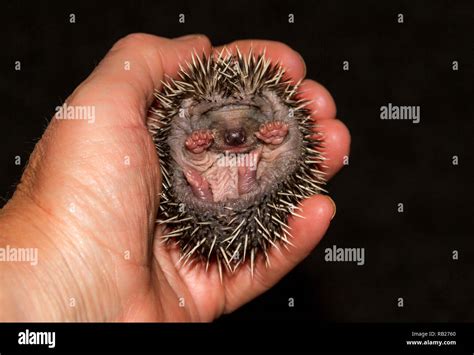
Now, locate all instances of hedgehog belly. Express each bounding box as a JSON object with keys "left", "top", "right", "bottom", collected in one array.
[{"left": 147, "top": 50, "right": 326, "bottom": 274}]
